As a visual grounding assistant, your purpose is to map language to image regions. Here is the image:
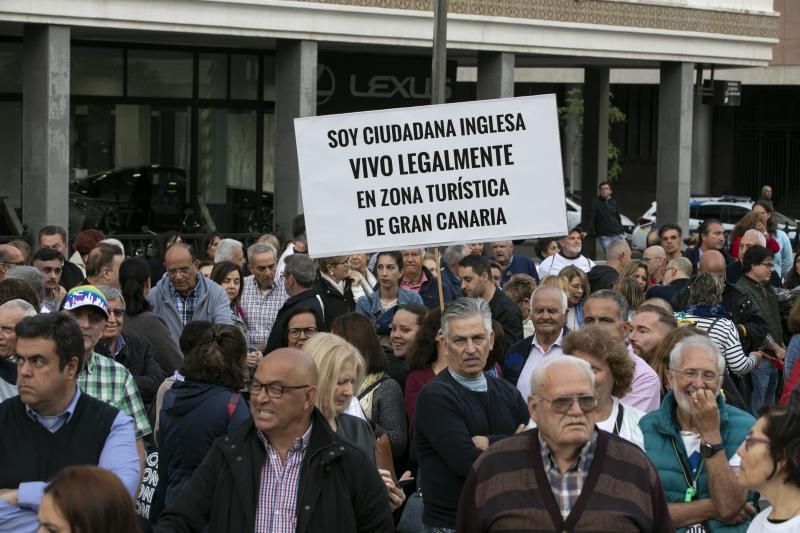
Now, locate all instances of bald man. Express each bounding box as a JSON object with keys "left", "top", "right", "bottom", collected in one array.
[
  {"left": 672, "top": 250, "right": 769, "bottom": 363},
  {"left": 157, "top": 348, "right": 394, "bottom": 532},
  {"left": 0, "top": 245, "right": 25, "bottom": 282},
  {"left": 643, "top": 245, "right": 667, "bottom": 284}
]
